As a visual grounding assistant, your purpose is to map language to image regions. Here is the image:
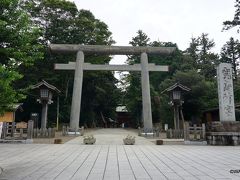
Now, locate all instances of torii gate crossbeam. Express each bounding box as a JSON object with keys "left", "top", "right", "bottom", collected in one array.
[{"left": 49, "top": 44, "right": 175, "bottom": 130}]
